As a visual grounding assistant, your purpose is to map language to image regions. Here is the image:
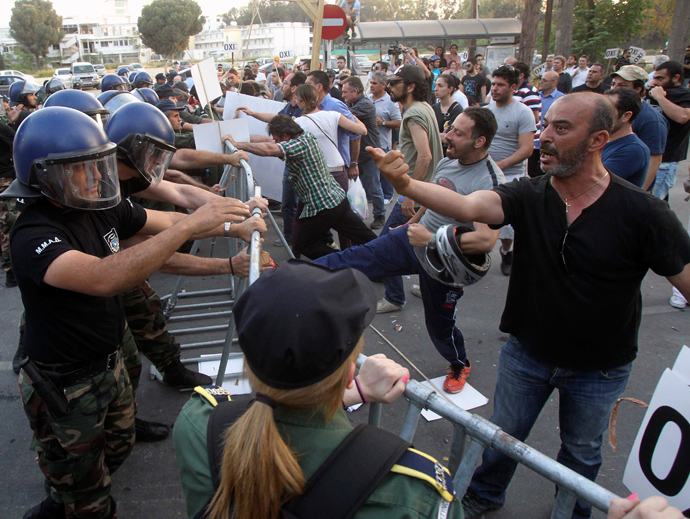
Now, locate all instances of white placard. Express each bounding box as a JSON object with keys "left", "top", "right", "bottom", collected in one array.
[
  {"left": 460, "top": 50, "right": 469, "bottom": 62},
  {"left": 419, "top": 376, "right": 488, "bottom": 422},
  {"left": 533, "top": 63, "right": 547, "bottom": 77},
  {"left": 197, "top": 355, "right": 252, "bottom": 395},
  {"left": 605, "top": 48, "right": 620, "bottom": 60},
  {"left": 278, "top": 49, "right": 294, "bottom": 60},
  {"left": 191, "top": 57, "right": 223, "bottom": 109},
  {"left": 222, "top": 91, "right": 287, "bottom": 201},
  {"left": 623, "top": 346, "right": 690, "bottom": 514},
  {"left": 223, "top": 42, "right": 239, "bottom": 52},
  {"left": 629, "top": 46, "right": 646, "bottom": 64},
  {"left": 192, "top": 118, "right": 250, "bottom": 155}
]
